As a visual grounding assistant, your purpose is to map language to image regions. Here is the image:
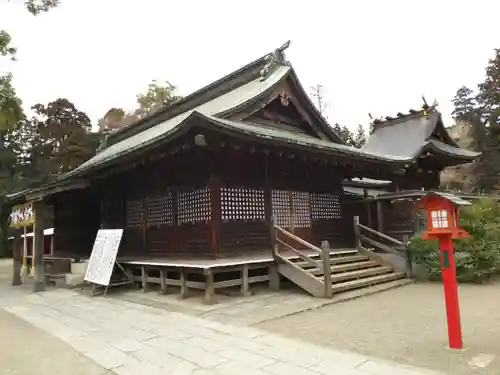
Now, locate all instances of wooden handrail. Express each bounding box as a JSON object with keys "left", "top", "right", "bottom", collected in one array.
[
  {"left": 358, "top": 234, "right": 403, "bottom": 255},
  {"left": 353, "top": 216, "right": 412, "bottom": 277},
  {"left": 276, "top": 238, "right": 321, "bottom": 268},
  {"left": 275, "top": 225, "right": 323, "bottom": 254},
  {"left": 357, "top": 222, "right": 405, "bottom": 247},
  {"left": 271, "top": 218, "right": 332, "bottom": 297}
]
